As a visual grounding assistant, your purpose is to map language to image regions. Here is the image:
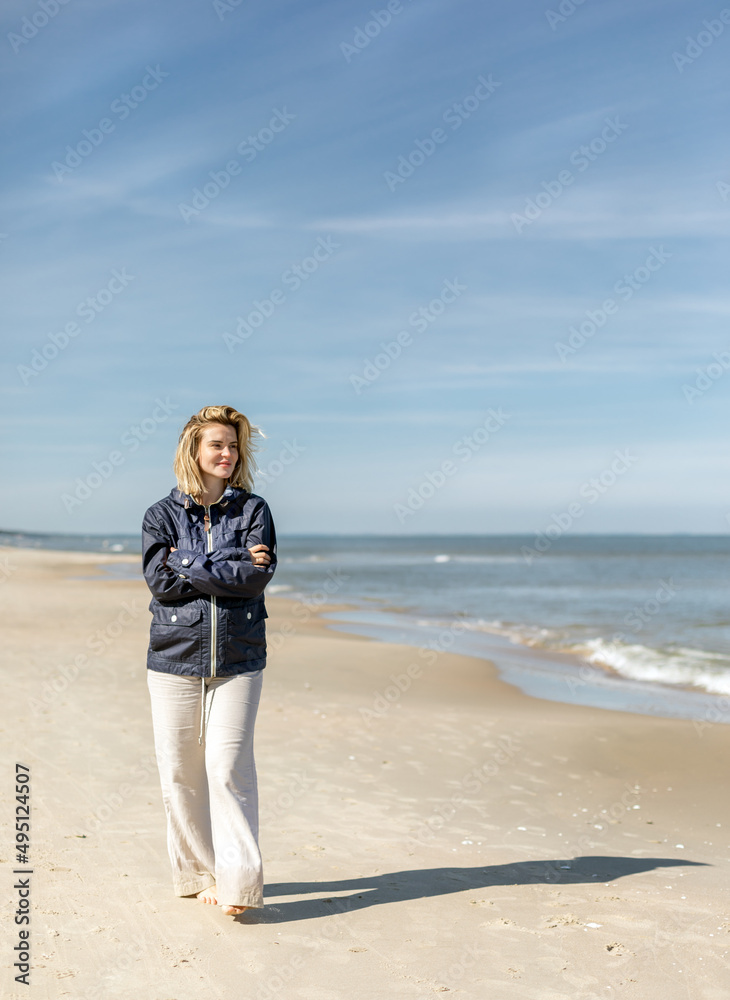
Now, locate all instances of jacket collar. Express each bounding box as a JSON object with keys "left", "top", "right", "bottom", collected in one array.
[{"left": 169, "top": 485, "right": 249, "bottom": 509}]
